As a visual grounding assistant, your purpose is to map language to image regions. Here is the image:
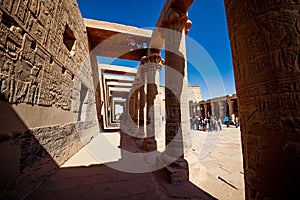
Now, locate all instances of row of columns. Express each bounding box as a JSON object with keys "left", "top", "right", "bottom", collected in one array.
[
  {"left": 122, "top": 0, "right": 194, "bottom": 184},
  {"left": 123, "top": 54, "right": 163, "bottom": 151},
  {"left": 190, "top": 97, "right": 238, "bottom": 120}
]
